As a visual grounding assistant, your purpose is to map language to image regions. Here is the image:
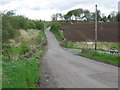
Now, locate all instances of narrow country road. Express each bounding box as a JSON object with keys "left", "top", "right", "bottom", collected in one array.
[{"left": 40, "top": 28, "right": 118, "bottom": 88}]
